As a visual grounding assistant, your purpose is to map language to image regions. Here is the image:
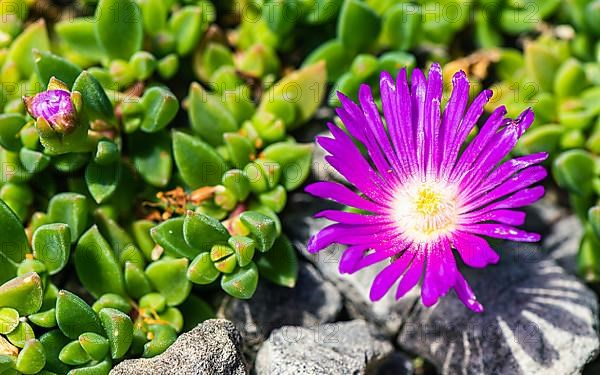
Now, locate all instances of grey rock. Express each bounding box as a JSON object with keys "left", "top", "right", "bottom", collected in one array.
[
  {"left": 218, "top": 261, "right": 342, "bottom": 353},
  {"left": 542, "top": 215, "right": 582, "bottom": 275},
  {"left": 255, "top": 320, "right": 393, "bottom": 375},
  {"left": 397, "top": 242, "right": 599, "bottom": 375},
  {"left": 110, "top": 319, "right": 247, "bottom": 375},
  {"left": 283, "top": 193, "right": 418, "bottom": 335}
]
